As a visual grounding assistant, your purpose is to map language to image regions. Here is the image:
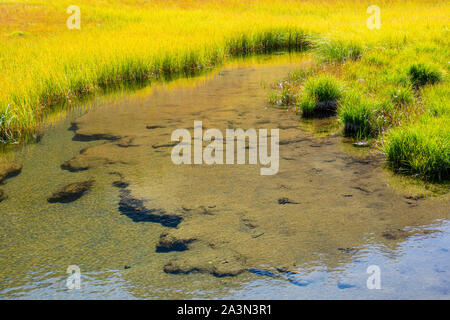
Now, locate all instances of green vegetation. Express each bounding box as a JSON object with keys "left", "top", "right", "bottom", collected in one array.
[
  {"left": 383, "top": 116, "right": 449, "bottom": 181},
  {"left": 421, "top": 84, "right": 450, "bottom": 117},
  {"left": 389, "top": 85, "right": 414, "bottom": 106},
  {"left": 316, "top": 40, "right": 363, "bottom": 63},
  {"left": 338, "top": 92, "right": 376, "bottom": 138},
  {"left": 297, "top": 75, "right": 343, "bottom": 117},
  {"left": 270, "top": 27, "right": 449, "bottom": 181},
  {"left": 1, "top": 0, "right": 449, "bottom": 181},
  {"left": 408, "top": 63, "right": 443, "bottom": 88}
]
